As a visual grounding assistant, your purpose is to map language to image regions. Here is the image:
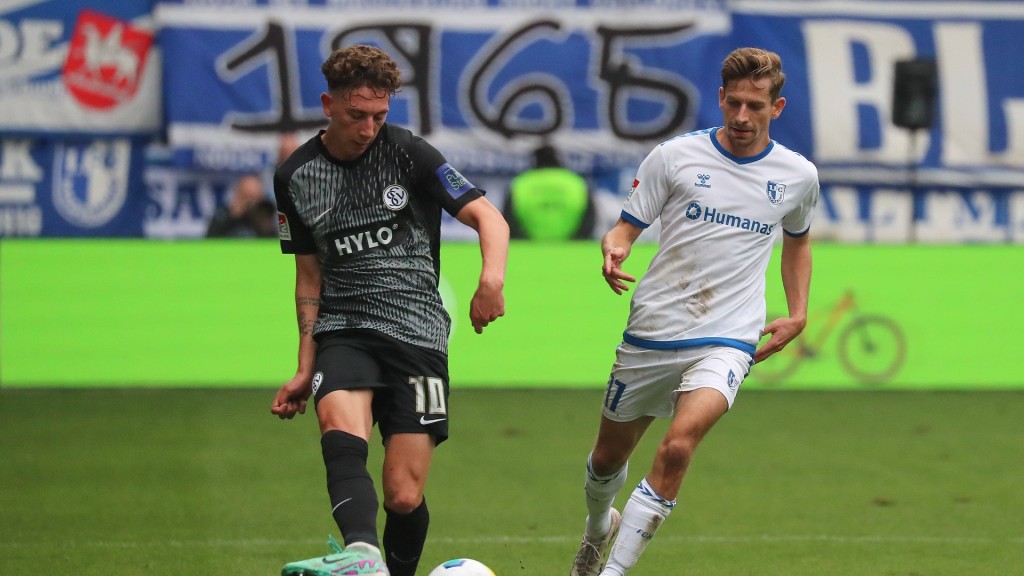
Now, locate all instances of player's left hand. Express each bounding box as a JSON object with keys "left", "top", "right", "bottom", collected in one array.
[
  {"left": 470, "top": 281, "right": 505, "bottom": 334},
  {"left": 754, "top": 316, "right": 806, "bottom": 364}
]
